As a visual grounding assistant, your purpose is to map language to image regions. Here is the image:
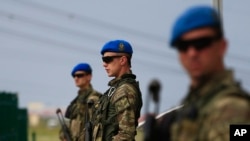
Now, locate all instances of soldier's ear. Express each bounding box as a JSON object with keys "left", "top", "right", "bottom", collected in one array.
[
  {"left": 120, "top": 56, "right": 127, "bottom": 66},
  {"left": 87, "top": 74, "right": 92, "bottom": 81},
  {"left": 219, "top": 38, "right": 227, "bottom": 57}
]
